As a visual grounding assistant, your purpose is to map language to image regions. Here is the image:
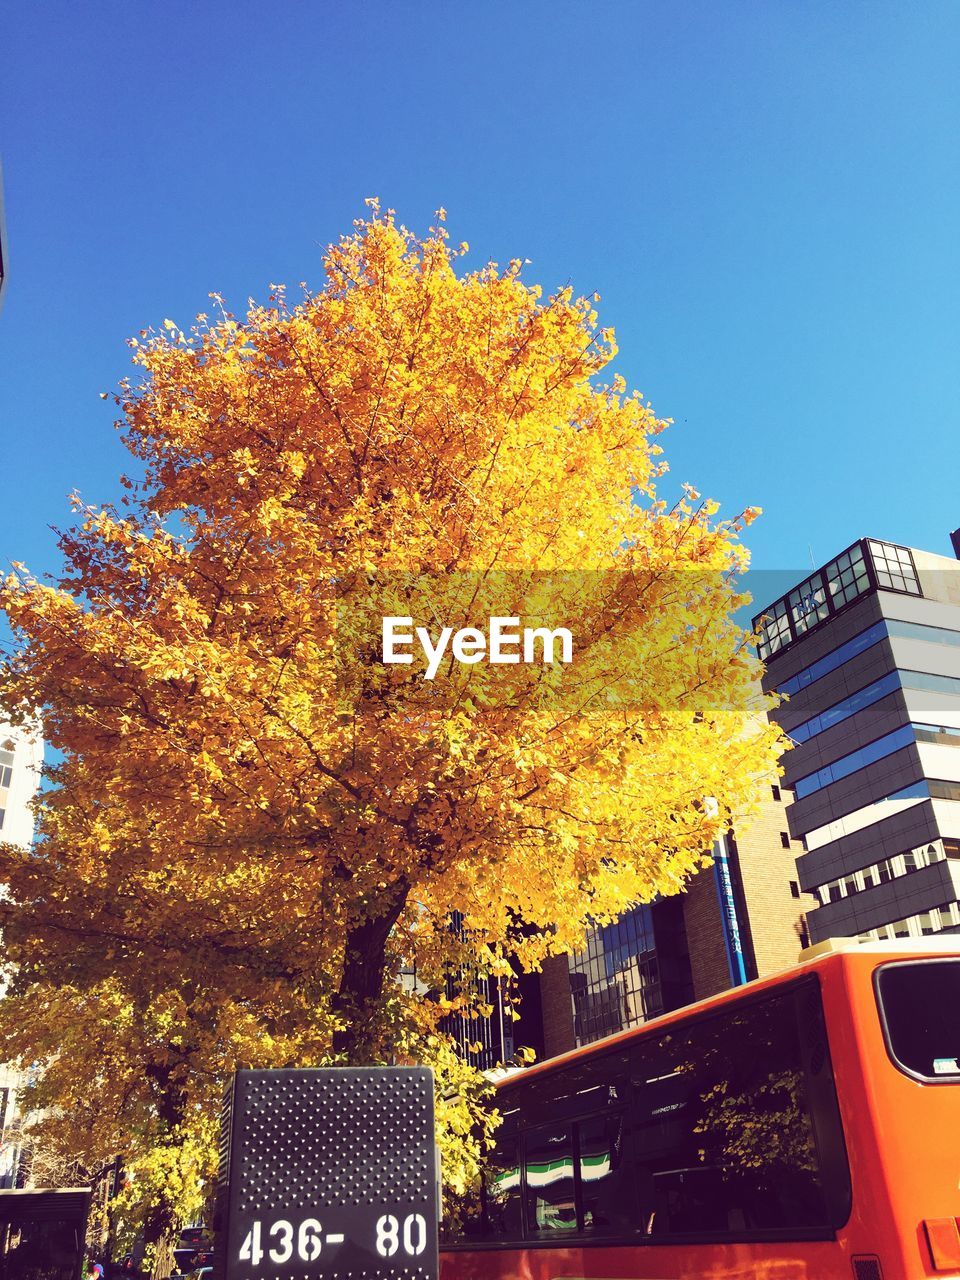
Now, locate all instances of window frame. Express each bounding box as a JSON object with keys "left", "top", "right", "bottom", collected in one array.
[
  {"left": 755, "top": 539, "right": 922, "bottom": 663},
  {"left": 522, "top": 1119, "right": 580, "bottom": 1238},
  {"left": 874, "top": 958, "right": 960, "bottom": 1085}
]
